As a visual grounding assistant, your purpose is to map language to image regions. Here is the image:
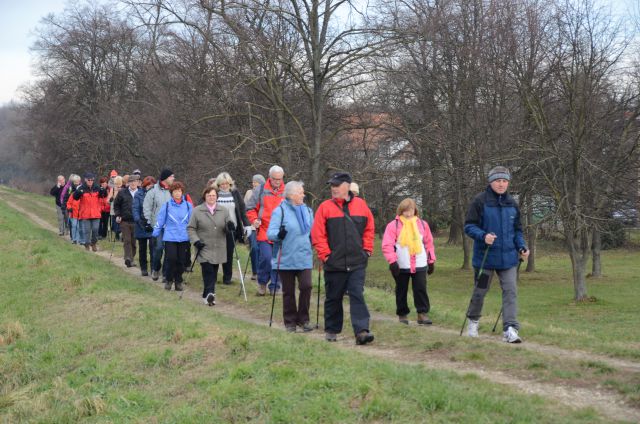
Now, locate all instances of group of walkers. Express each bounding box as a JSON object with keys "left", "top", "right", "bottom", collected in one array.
[{"left": 50, "top": 165, "right": 529, "bottom": 345}]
